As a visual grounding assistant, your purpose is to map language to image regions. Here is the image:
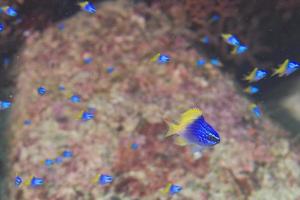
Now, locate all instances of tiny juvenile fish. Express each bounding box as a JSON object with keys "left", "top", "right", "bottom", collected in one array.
[
  {"left": 92, "top": 174, "right": 113, "bottom": 185},
  {"left": 15, "top": 176, "right": 23, "bottom": 187},
  {"left": 0, "top": 23, "right": 4, "bottom": 32},
  {"left": 0, "top": 6, "right": 17, "bottom": 17},
  {"left": 201, "top": 36, "right": 209, "bottom": 44},
  {"left": 244, "top": 86, "right": 259, "bottom": 94},
  {"left": 244, "top": 68, "right": 268, "bottom": 83},
  {"left": 160, "top": 183, "right": 182, "bottom": 196},
  {"left": 209, "top": 14, "right": 220, "bottom": 23},
  {"left": 82, "top": 52, "right": 93, "bottom": 64},
  {"left": 249, "top": 103, "right": 262, "bottom": 118},
  {"left": 70, "top": 95, "right": 81, "bottom": 103},
  {"left": 231, "top": 44, "right": 248, "bottom": 55},
  {"left": 0, "top": 100, "right": 12, "bottom": 110},
  {"left": 221, "top": 33, "right": 241, "bottom": 47},
  {"left": 273, "top": 59, "right": 299, "bottom": 77},
  {"left": 196, "top": 59, "right": 206, "bottom": 68},
  {"left": 24, "top": 120, "right": 32, "bottom": 125},
  {"left": 131, "top": 143, "right": 139, "bottom": 150},
  {"left": 106, "top": 66, "right": 115, "bottom": 74},
  {"left": 22, "top": 176, "right": 44, "bottom": 187},
  {"left": 62, "top": 150, "right": 73, "bottom": 158},
  {"left": 37, "top": 86, "right": 47, "bottom": 96},
  {"left": 78, "top": 1, "right": 96, "bottom": 14},
  {"left": 210, "top": 58, "right": 222, "bottom": 67},
  {"left": 166, "top": 108, "right": 220, "bottom": 153},
  {"left": 150, "top": 53, "right": 170, "bottom": 64}
]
